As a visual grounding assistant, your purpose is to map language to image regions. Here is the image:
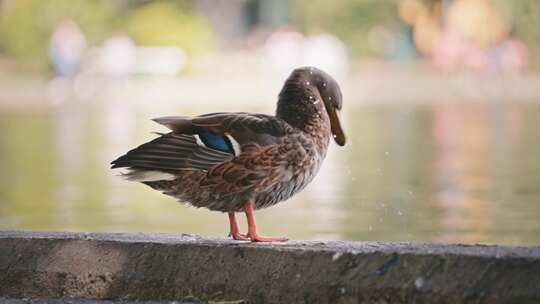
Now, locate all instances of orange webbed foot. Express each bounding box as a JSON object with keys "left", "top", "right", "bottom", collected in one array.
[
  {"left": 248, "top": 234, "right": 288, "bottom": 242},
  {"left": 229, "top": 231, "right": 250, "bottom": 241}
]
